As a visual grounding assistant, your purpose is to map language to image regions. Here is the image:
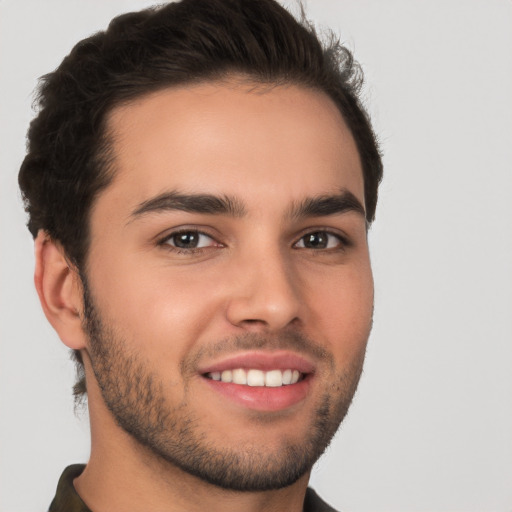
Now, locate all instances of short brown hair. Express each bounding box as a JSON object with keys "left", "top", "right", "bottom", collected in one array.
[{"left": 18, "top": 0, "right": 383, "bottom": 399}]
